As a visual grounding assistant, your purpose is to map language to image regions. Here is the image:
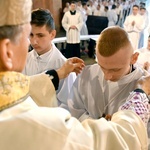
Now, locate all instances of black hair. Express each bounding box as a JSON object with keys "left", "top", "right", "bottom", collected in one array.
[
  {"left": 132, "top": 5, "right": 139, "bottom": 9},
  {"left": 112, "top": 4, "right": 116, "bottom": 9},
  {"left": 70, "top": 1, "right": 76, "bottom": 4},
  {"left": 140, "top": 7, "right": 146, "bottom": 10},
  {"left": 31, "top": 8, "right": 55, "bottom": 32},
  {"left": 82, "top": 2, "right": 87, "bottom": 6},
  {"left": 105, "top": 6, "right": 108, "bottom": 10}
]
